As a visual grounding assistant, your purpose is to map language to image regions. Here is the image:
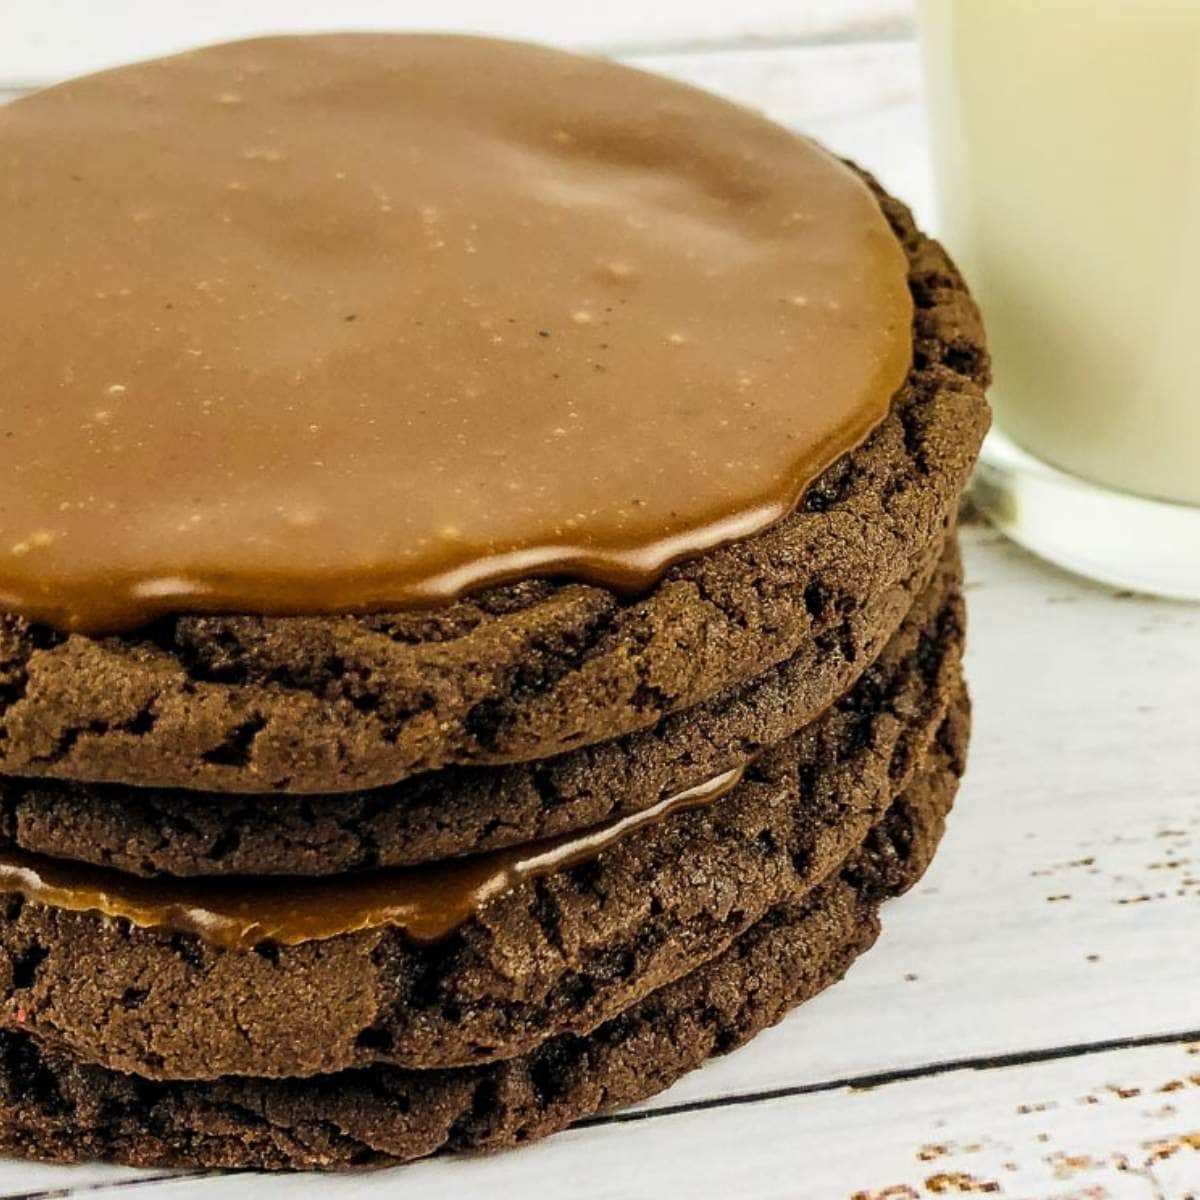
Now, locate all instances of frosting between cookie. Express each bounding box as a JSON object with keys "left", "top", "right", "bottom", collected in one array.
[{"left": 0, "top": 765, "right": 743, "bottom": 946}]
